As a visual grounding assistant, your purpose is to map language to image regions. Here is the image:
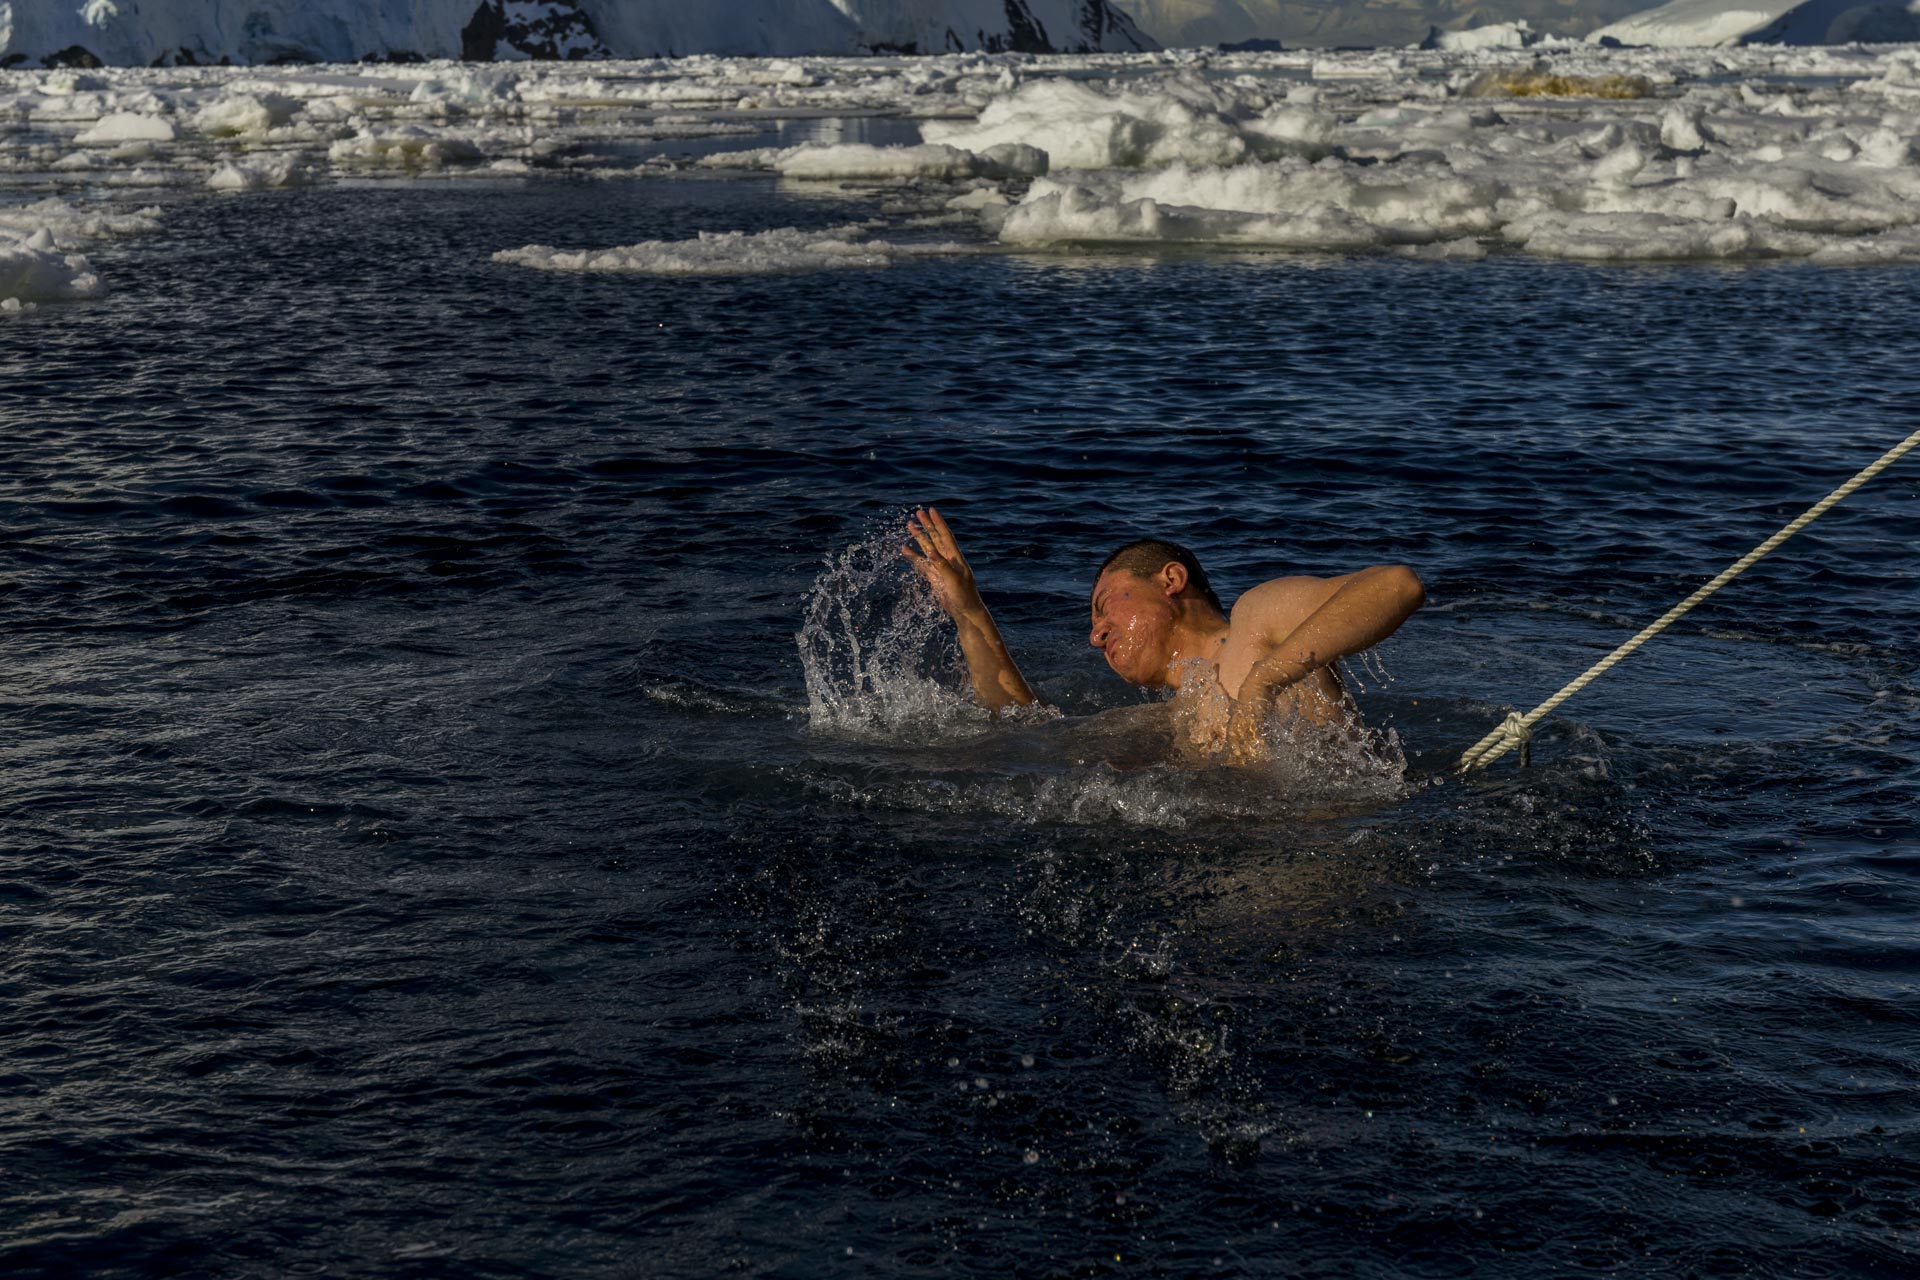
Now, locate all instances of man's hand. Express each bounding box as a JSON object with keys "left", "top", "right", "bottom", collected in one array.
[
  {"left": 1222, "top": 700, "right": 1264, "bottom": 765},
  {"left": 903, "top": 506, "right": 984, "bottom": 621},
  {"left": 899, "top": 506, "right": 1037, "bottom": 710}
]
